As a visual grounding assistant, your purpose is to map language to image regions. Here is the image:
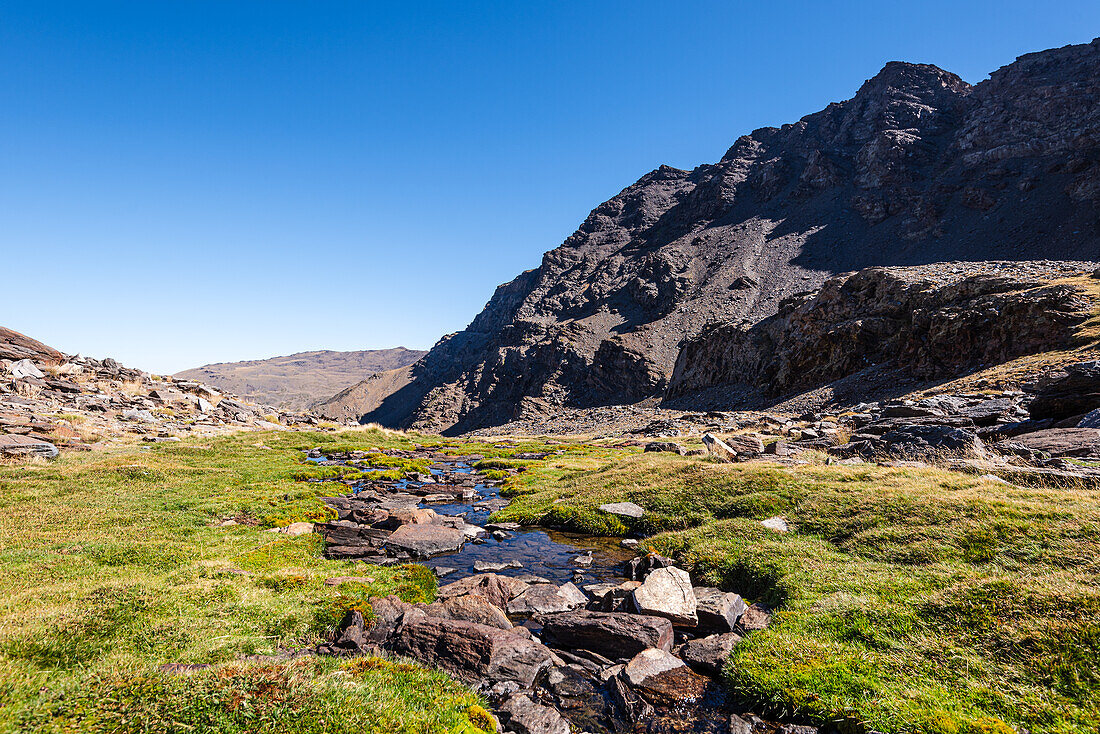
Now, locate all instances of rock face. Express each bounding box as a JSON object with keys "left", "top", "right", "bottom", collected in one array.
[
  {"left": 343, "top": 39, "right": 1100, "bottom": 434},
  {"left": 667, "top": 261, "right": 1094, "bottom": 407}
]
